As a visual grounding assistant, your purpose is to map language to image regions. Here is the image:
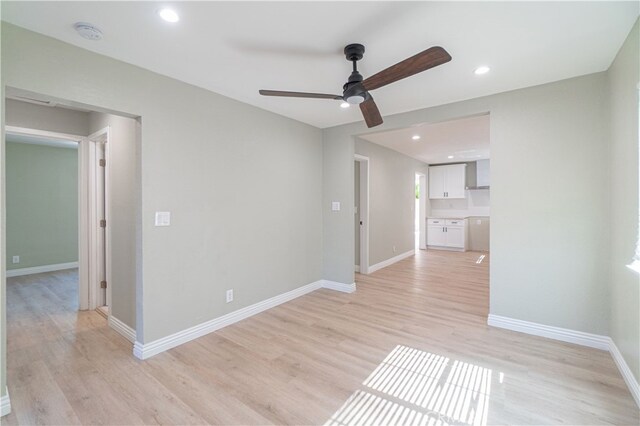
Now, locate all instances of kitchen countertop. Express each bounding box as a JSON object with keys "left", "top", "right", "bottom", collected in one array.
[{"left": 427, "top": 216, "right": 469, "bottom": 219}]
